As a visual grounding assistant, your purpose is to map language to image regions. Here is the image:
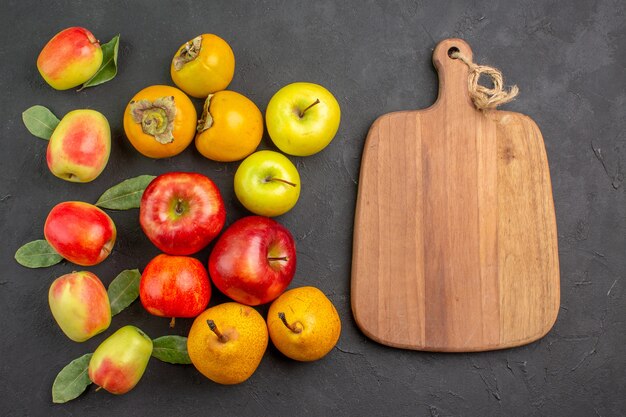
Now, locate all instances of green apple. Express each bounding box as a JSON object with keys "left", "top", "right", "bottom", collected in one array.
[
  {"left": 265, "top": 82, "right": 341, "bottom": 156},
  {"left": 234, "top": 150, "right": 300, "bottom": 217}
]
